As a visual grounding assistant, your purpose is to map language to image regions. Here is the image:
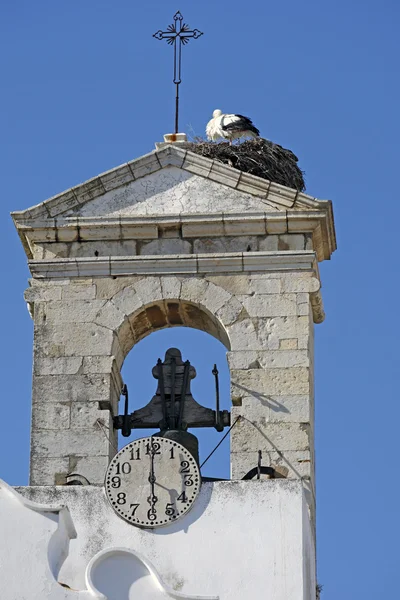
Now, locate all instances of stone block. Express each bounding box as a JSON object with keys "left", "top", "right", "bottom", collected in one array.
[
  {"left": 32, "top": 403, "right": 71, "bottom": 430},
  {"left": 45, "top": 300, "right": 106, "bottom": 323},
  {"left": 38, "top": 243, "right": 69, "bottom": 259},
  {"left": 231, "top": 450, "right": 312, "bottom": 480},
  {"left": 69, "top": 240, "right": 137, "bottom": 258},
  {"left": 215, "top": 299, "right": 242, "bottom": 328},
  {"left": 94, "top": 301, "right": 126, "bottom": 331},
  {"left": 265, "top": 215, "right": 287, "bottom": 234},
  {"left": 140, "top": 239, "right": 192, "bottom": 255},
  {"left": 236, "top": 171, "right": 270, "bottom": 196},
  {"left": 208, "top": 161, "right": 240, "bottom": 187},
  {"left": 45, "top": 189, "right": 80, "bottom": 218},
  {"left": 248, "top": 276, "right": 281, "bottom": 295},
  {"left": 32, "top": 373, "right": 113, "bottom": 404},
  {"left": 297, "top": 302, "right": 310, "bottom": 316},
  {"left": 181, "top": 221, "right": 225, "bottom": 238},
  {"left": 227, "top": 319, "right": 260, "bottom": 351},
  {"left": 296, "top": 293, "right": 309, "bottom": 305},
  {"left": 242, "top": 294, "right": 297, "bottom": 317},
  {"left": 227, "top": 351, "right": 258, "bottom": 370},
  {"left": 268, "top": 183, "right": 297, "bottom": 208},
  {"left": 202, "top": 283, "right": 232, "bottom": 314},
  {"left": 228, "top": 350, "right": 309, "bottom": 370},
  {"left": 61, "top": 284, "right": 97, "bottom": 301},
  {"left": 206, "top": 275, "right": 250, "bottom": 295},
  {"left": 34, "top": 356, "right": 83, "bottom": 376},
  {"left": 182, "top": 153, "right": 212, "bottom": 177},
  {"left": 278, "top": 234, "right": 305, "bottom": 251},
  {"left": 24, "top": 286, "right": 62, "bottom": 303},
  {"left": 81, "top": 356, "right": 116, "bottom": 374},
  {"left": 193, "top": 237, "right": 258, "bottom": 254},
  {"left": 239, "top": 394, "right": 311, "bottom": 423},
  {"left": 70, "top": 402, "right": 110, "bottom": 429},
  {"left": 128, "top": 151, "right": 162, "bottom": 180},
  {"left": 259, "top": 235, "right": 279, "bottom": 251},
  {"left": 37, "top": 322, "right": 115, "bottom": 357},
  {"left": 297, "top": 336, "right": 309, "bottom": 350},
  {"left": 100, "top": 164, "right": 134, "bottom": 192},
  {"left": 161, "top": 276, "right": 182, "bottom": 299},
  {"left": 134, "top": 277, "right": 163, "bottom": 304},
  {"left": 73, "top": 177, "right": 105, "bottom": 205},
  {"left": 112, "top": 286, "right": 144, "bottom": 317},
  {"left": 279, "top": 339, "right": 298, "bottom": 350},
  {"left": 222, "top": 220, "right": 266, "bottom": 236},
  {"left": 29, "top": 457, "right": 70, "bottom": 486},
  {"left": 255, "top": 316, "right": 310, "bottom": 348},
  {"left": 68, "top": 455, "right": 113, "bottom": 485},
  {"left": 96, "top": 277, "right": 140, "bottom": 299},
  {"left": 231, "top": 367, "right": 310, "bottom": 396},
  {"left": 181, "top": 277, "right": 209, "bottom": 302},
  {"left": 31, "top": 429, "right": 109, "bottom": 457},
  {"left": 257, "top": 350, "right": 309, "bottom": 369},
  {"left": 281, "top": 276, "right": 320, "bottom": 293},
  {"left": 231, "top": 419, "right": 310, "bottom": 452}
]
